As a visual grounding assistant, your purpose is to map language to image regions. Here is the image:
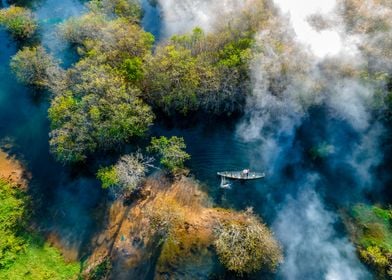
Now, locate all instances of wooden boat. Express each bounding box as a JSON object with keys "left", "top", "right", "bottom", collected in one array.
[{"left": 217, "top": 171, "right": 265, "bottom": 180}]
